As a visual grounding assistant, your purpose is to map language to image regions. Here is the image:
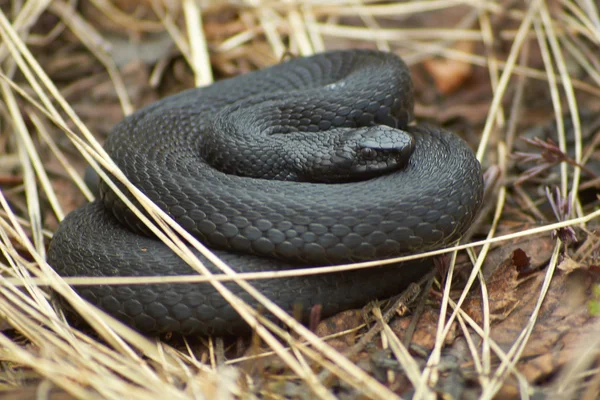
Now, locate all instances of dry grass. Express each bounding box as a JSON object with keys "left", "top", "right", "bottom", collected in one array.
[{"left": 0, "top": 0, "right": 599, "bottom": 399}]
